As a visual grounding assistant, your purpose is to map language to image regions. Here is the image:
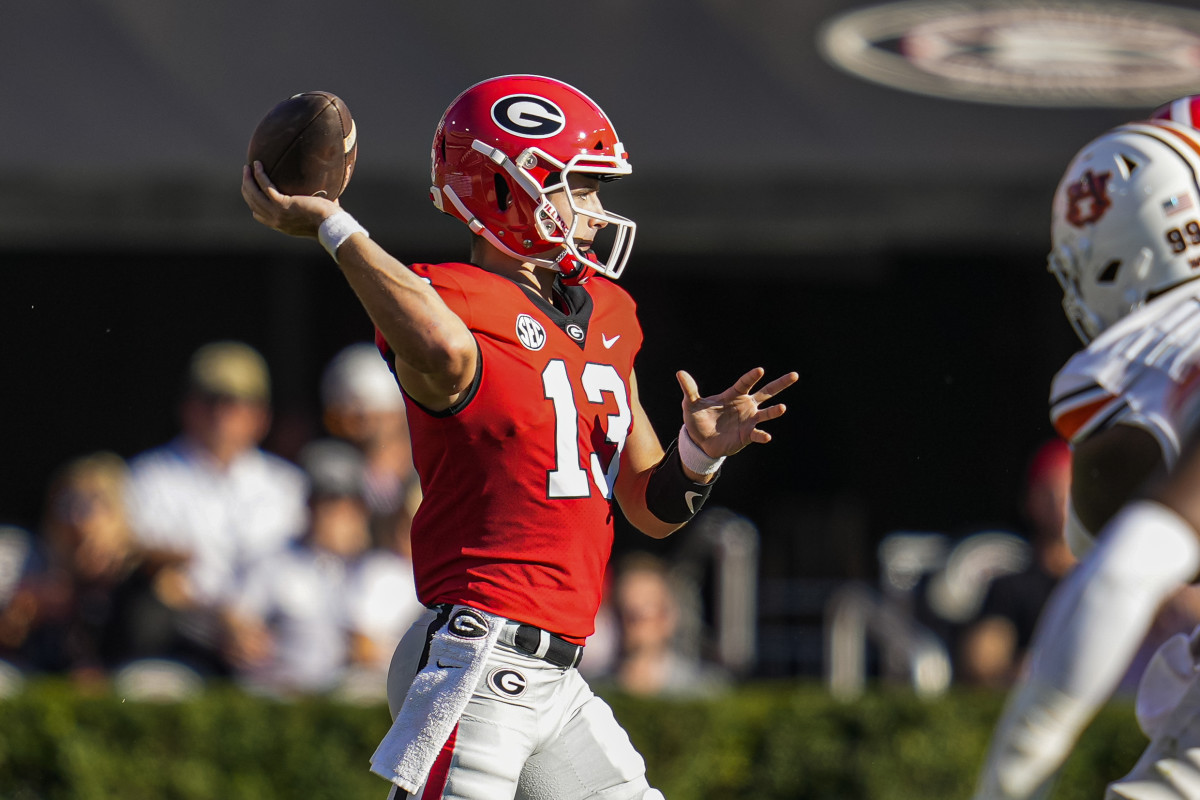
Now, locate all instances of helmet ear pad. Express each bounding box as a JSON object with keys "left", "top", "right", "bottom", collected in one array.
[
  {"left": 492, "top": 172, "right": 546, "bottom": 251},
  {"left": 448, "top": 149, "right": 542, "bottom": 250},
  {"left": 489, "top": 173, "right": 554, "bottom": 249},
  {"left": 493, "top": 174, "right": 512, "bottom": 213}
]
